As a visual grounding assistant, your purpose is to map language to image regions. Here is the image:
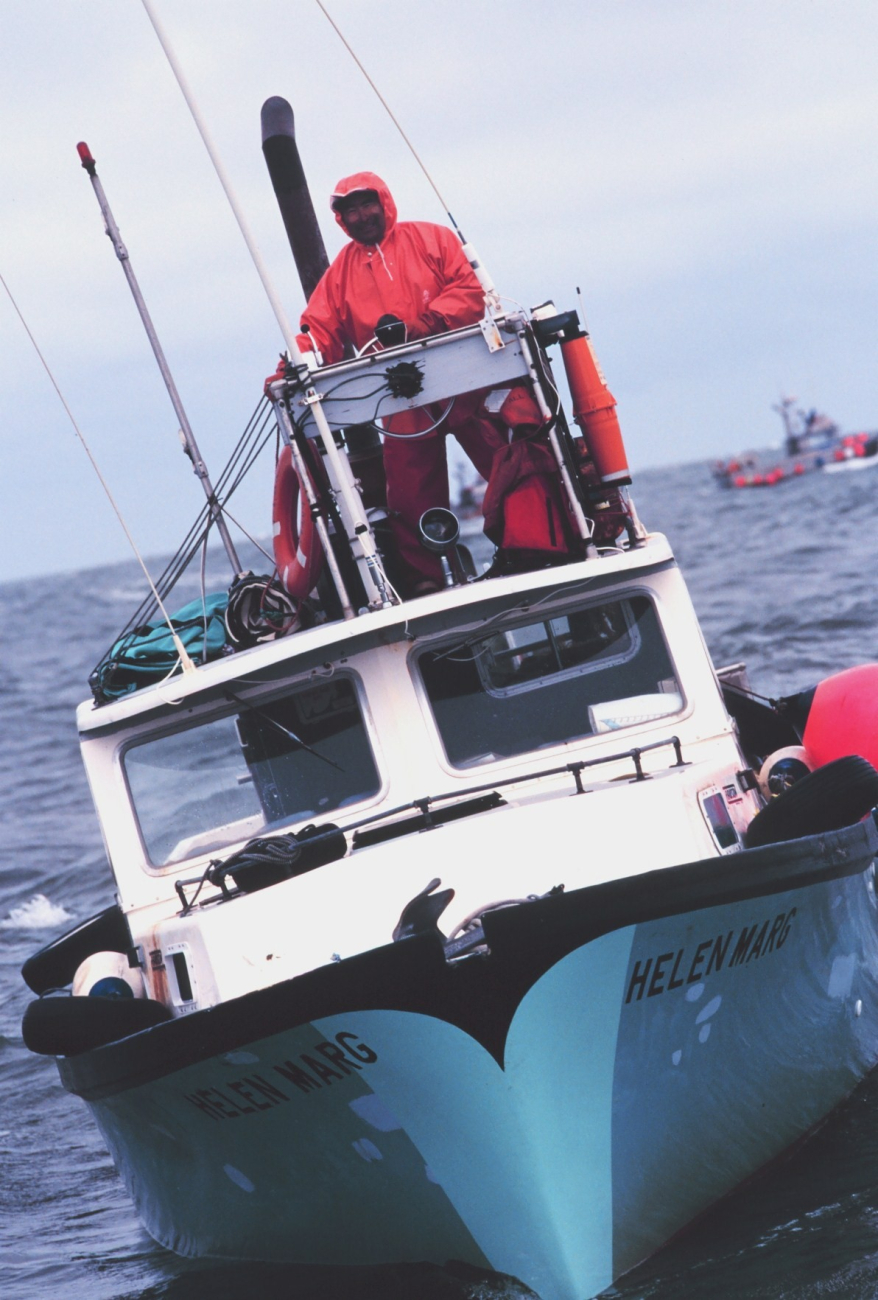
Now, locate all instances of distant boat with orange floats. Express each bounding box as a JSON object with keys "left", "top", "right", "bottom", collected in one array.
[{"left": 712, "top": 396, "right": 878, "bottom": 488}]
